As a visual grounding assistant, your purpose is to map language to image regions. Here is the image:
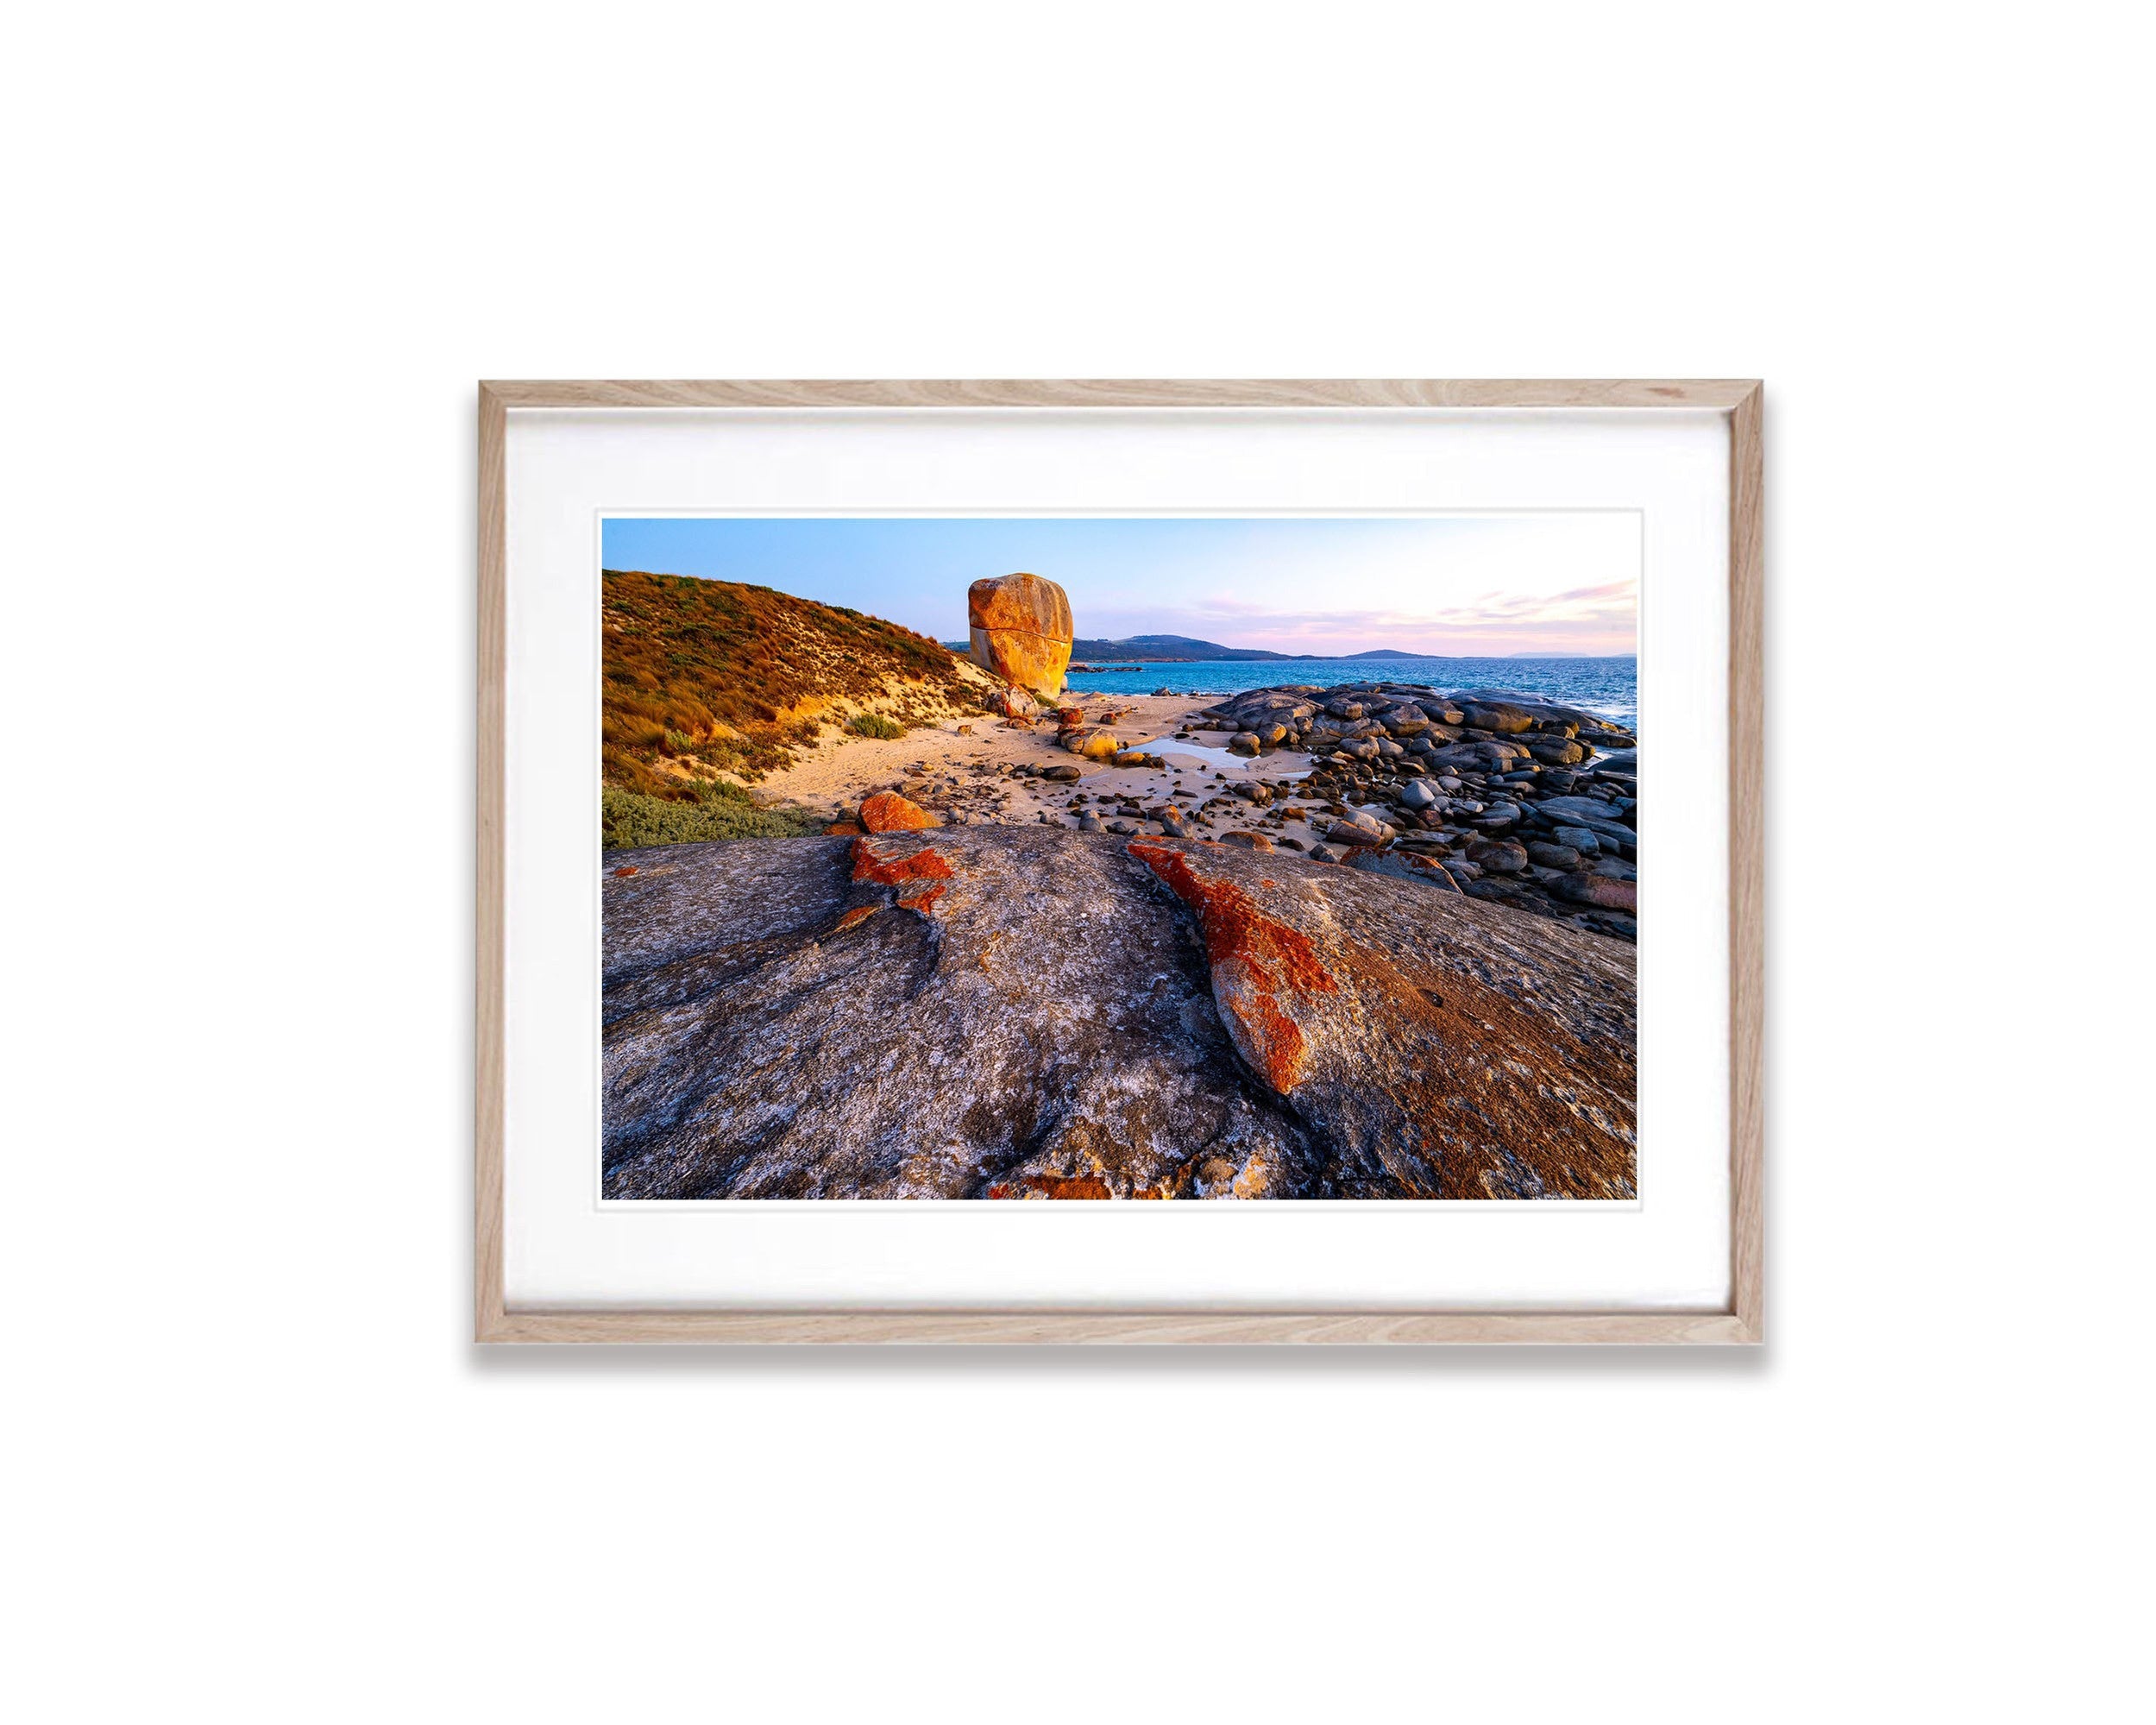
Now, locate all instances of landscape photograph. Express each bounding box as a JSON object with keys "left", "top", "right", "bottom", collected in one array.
[{"left": 600, "top": 515, "right": 1640, "bottom": 1201}]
